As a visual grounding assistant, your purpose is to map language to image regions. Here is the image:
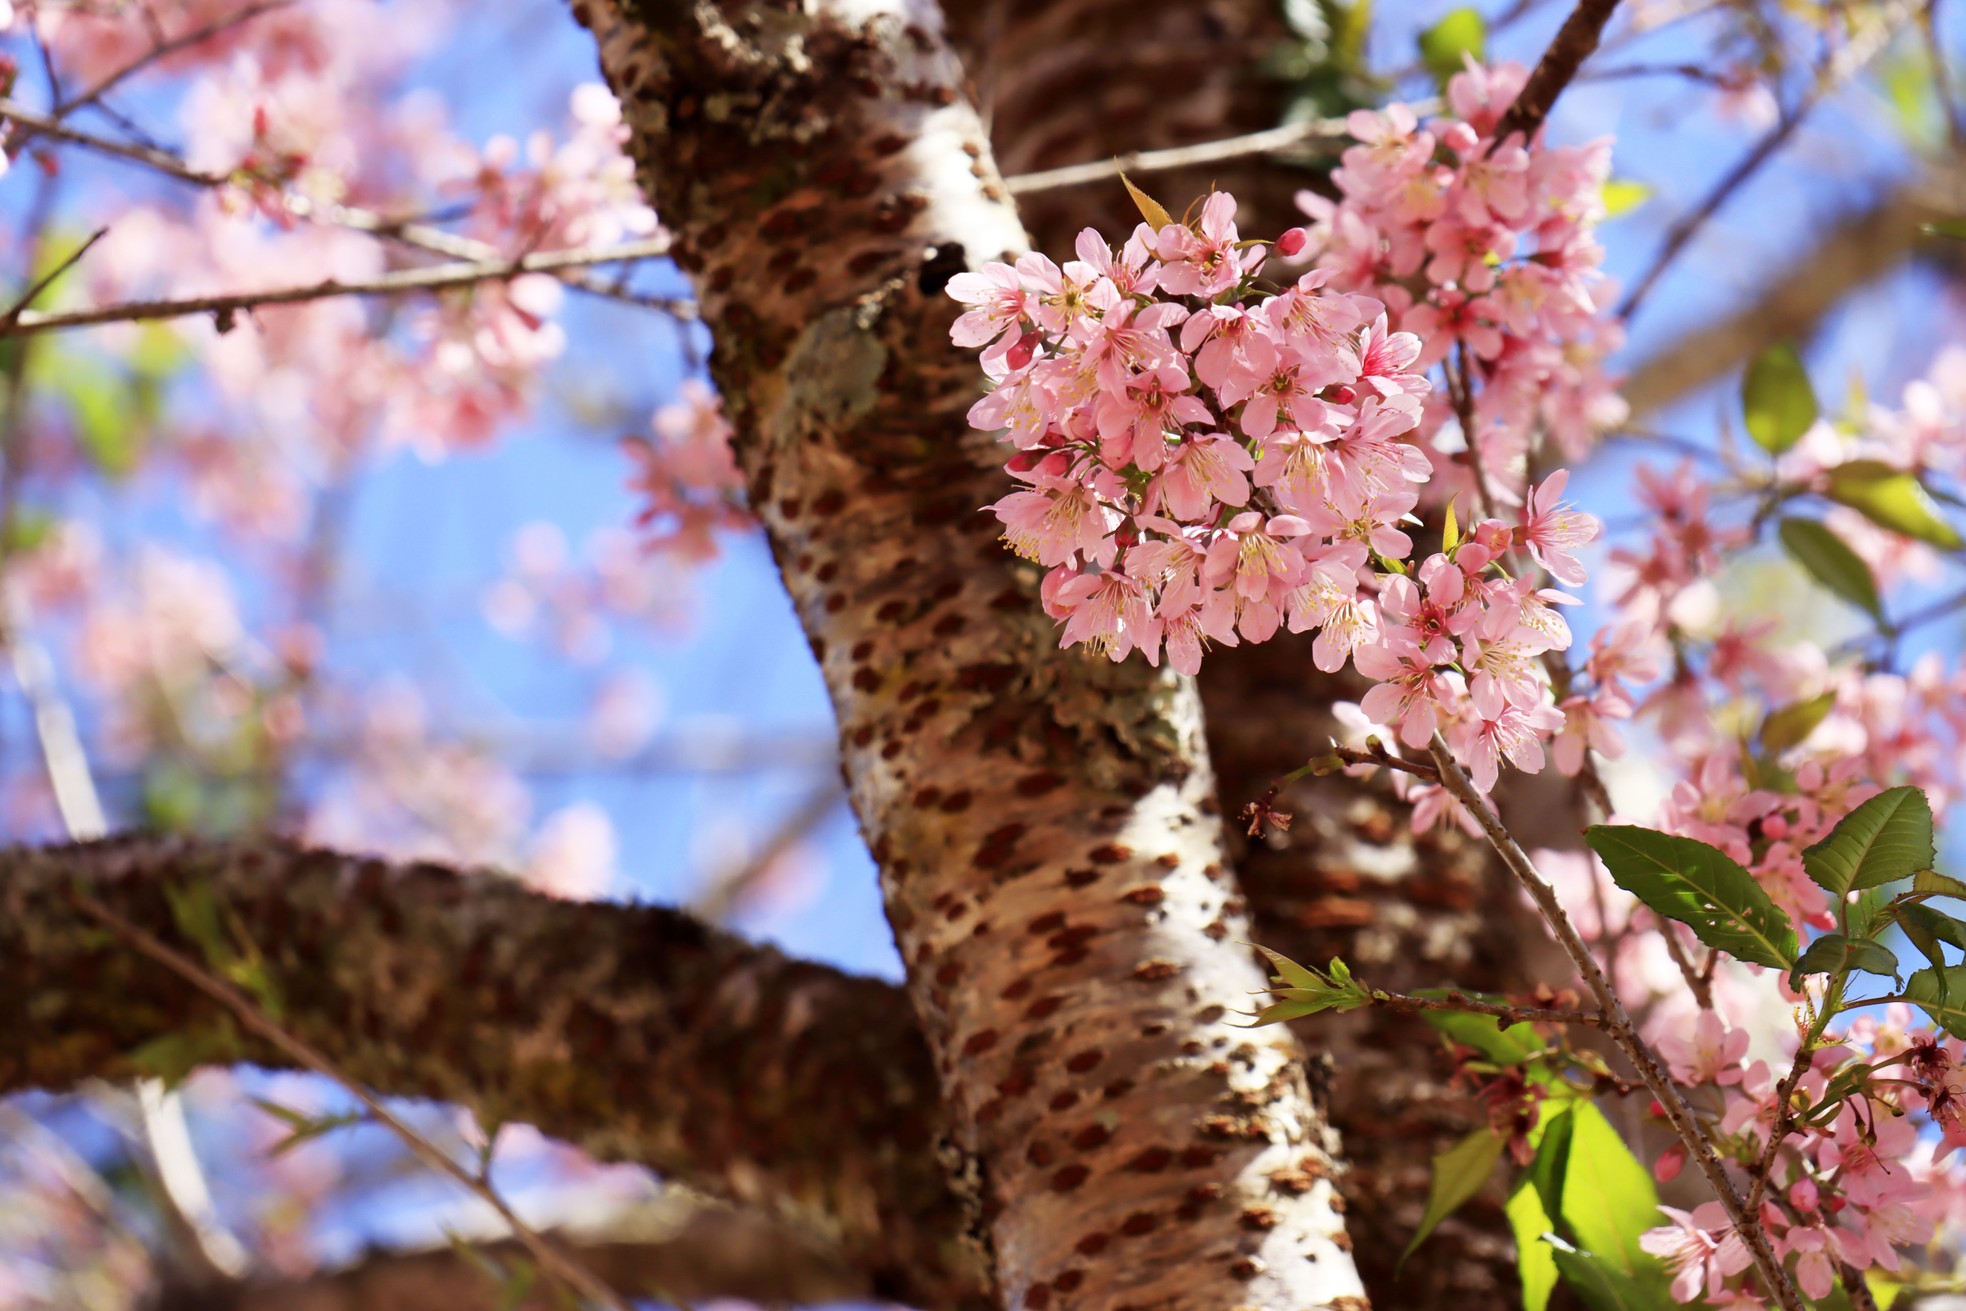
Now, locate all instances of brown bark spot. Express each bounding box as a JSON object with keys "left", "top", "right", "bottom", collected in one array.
[
  {"left": 912, "top": 786, "right": 942, "bottom": 808},
  {"left": 997, "top": 1067, "right": 1035, "bottom": 1097},
  {"left": 934, "top": 961, "right": 961, "bottom": 985},
  {"left": 1102, "top": 1078, "right": 1135, "bottom": 1099},
  {"left": 1026, "top": 1285, "right": 1051, "bottom": 1311},
  {"left": 1064, "top": 1049, "right": 1103, "bottom": 1073},
  {"left": 1075, "top": 1232, "right": 1110, "bottom": 1257},
  {"left": 1027, "top": 911, "right": 1067, "bottom": 935},
  {"left": 824, "top": 593, "right": 846, "bottom": 613},
  {"left": 1069, "top": 1124, "right": 1110, "bottom": 1151},
  {"left": 1195, "top": 1004, "right": 1226, "bottom": 1023},
  {"left": 1333, "top": 1231, "right": 1354, "bottom": 1252},
  {"left": 880, "top": 740, "right": 903, "bottom": 760},
  {"left": 1203, "top": 918, "right": 1229, "bottom": 939},
  {"left": 875, "top": 599, "right": 907, "bottom": 621},
  {"left": 1118, "top": 1211, "right": 1160, "bottom": 1237},
  {"left": 1154, "top": 852, "right": 1182, "bottom": 868},
  {"left": 1001, "top": 977, "right": 1033, "bottom": 1000},
  {"left": 932, "top": 613, "right": 966, "bottom": 637},
  {"left": 1025, "top": 994, "right": 1064, "bottom": 1020},
  {"left": 852, "top": 667, "right": 881, "bottom": 691},
  {"left": 976, "top": 1097, "right": 1004, "bottom": 1124},
  {"left": 1027, "top": 1140, "right": 1056, "bottom": 1167},
  {"left": 1016, "top": 770, "right": 1064, "bottom": 796},
  {"left": 940, "top": 790, "right": 973, "bottom": 813},
  {"left": 1239, "top": 1207, "right": 1278, "bottom": 1231},
  {"left": 784, "top": 267, "right": 817, "bottom": 294},
  {"left": 1049, "top": 1164, "right": 1090, "bottom": 1192},
  {"left": 1088, "top": 843, "right": 1131, "bottom": 864},
  {"left": 1127, "top": 1147, "right": 1174, "bottom": 1172},
  {"left": 1133, "top": 959, "right": 1181, "bottom": 983},
  {"left": 1229, "top": 1257, "right": 1264, "bottom": 1281},
  {"left": 1121, "top": 884, "right": 1165, "bottom": 906},
  {"left": 1053, "top": 1270, "right": 1085, "bottom": 1293},
  {"left": 1063, "top": 868, "right": 1099, "bottom": 887}
]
